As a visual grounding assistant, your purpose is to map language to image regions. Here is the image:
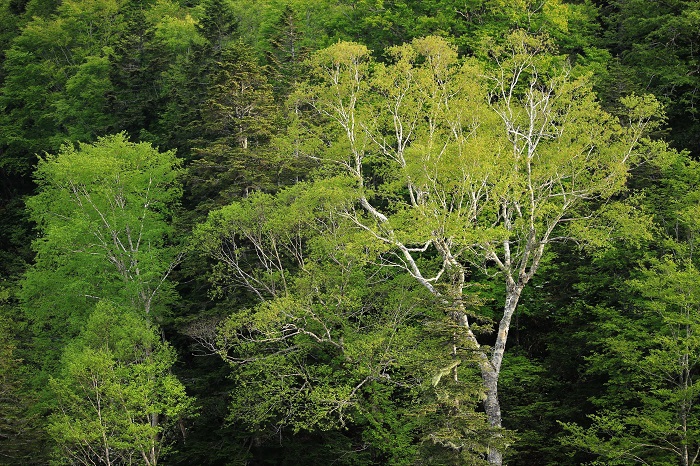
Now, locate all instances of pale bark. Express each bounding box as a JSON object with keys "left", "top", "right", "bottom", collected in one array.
[{"left": 231, "top": 35, "right": 660, "bottom": 465}]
